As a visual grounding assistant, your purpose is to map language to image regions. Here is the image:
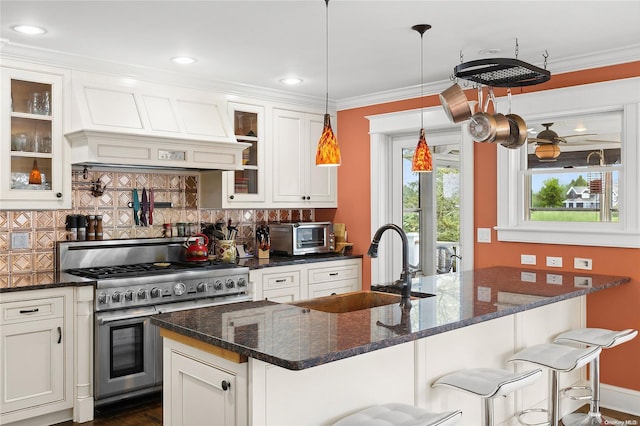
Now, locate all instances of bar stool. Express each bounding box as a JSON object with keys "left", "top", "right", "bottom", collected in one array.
[
  {"left": 332, "top": 403, "right": 462, "bottom": 426},
  {"left": 554, "top": 328, "right": 638, "bottom": 426},
  {"left": 508, "top": 343, "right": 602, "bottom": 426},
  {"left": 432, "top": 367, "right": 543, "bottom": 426}
]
